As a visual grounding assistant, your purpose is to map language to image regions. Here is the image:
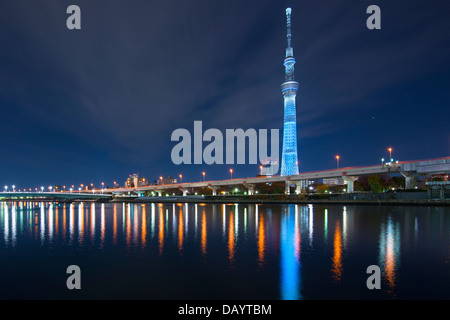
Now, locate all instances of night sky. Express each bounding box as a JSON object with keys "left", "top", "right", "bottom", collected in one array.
[{"left": 0, "top": 0, "right": 449, "bottom": 189}]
